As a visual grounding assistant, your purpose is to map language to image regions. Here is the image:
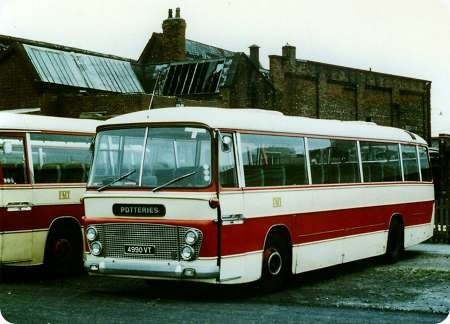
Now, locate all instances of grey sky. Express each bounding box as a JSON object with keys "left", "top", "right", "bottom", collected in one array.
[{"left": 0, "top": 0, "right": 449, "bottom": 136}]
